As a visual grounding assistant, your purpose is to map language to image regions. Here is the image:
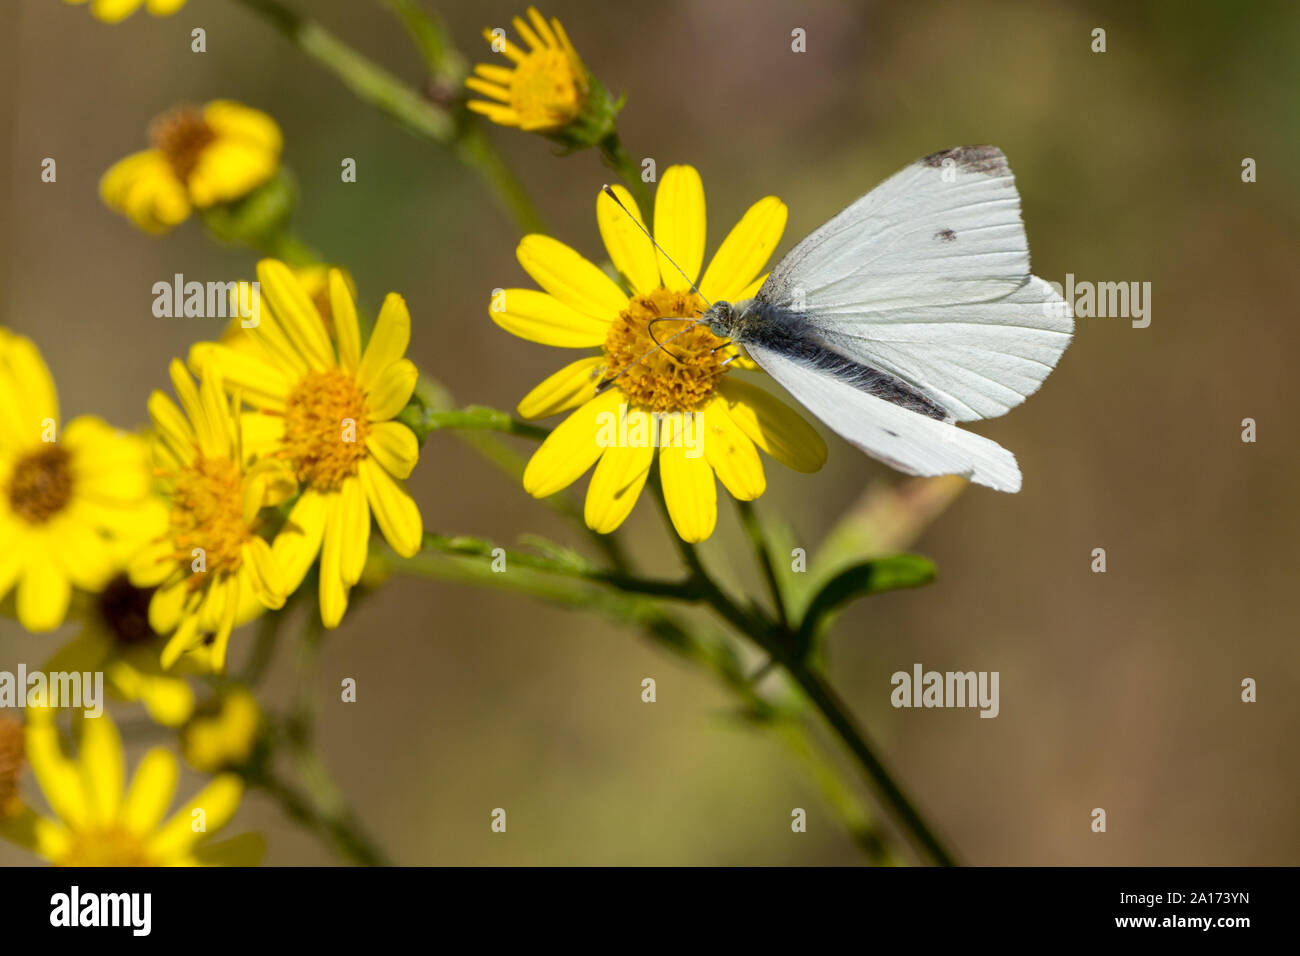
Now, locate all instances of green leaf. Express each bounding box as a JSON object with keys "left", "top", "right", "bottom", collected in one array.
[
  {"left": 199, "top": 168, "right": 298, "bottom": 247},
  {"left": 796, "top": 554, "right": 936, "bottom": 652}
]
